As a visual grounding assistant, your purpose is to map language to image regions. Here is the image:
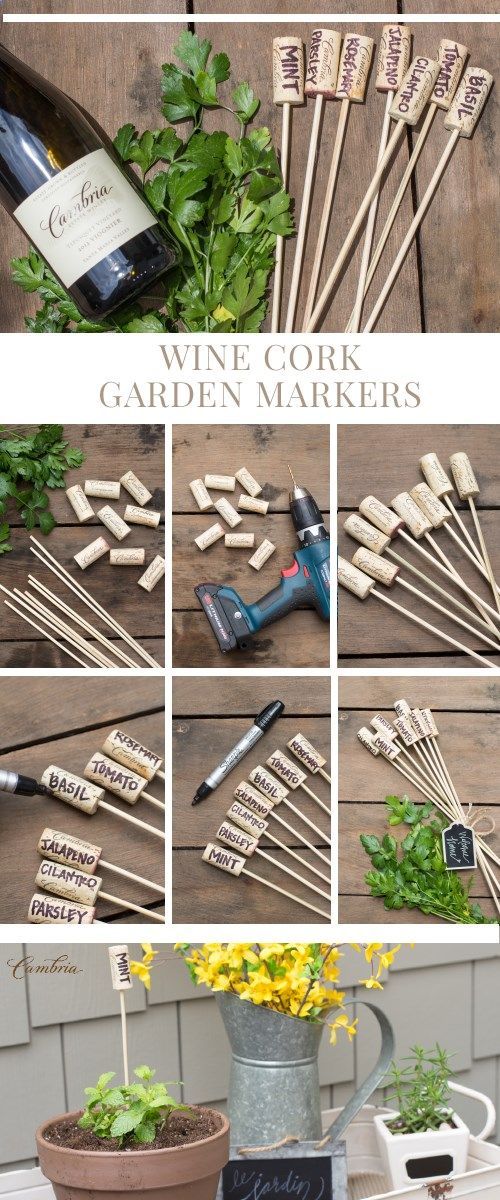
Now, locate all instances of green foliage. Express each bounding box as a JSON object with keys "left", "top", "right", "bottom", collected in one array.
[
  {"left": 360, "top": 795, "right": 496, "bottom": 925},
  {"left": 78, "top": 1066, "right": 196, "bottom": 1146},
  {"left": 0, "top": 425, "right": 84, "bottom": 552},
  {"left": 10, "top": 35, "right": 292, "bottom": 334},
  {"left": 385, "top": 1044, "right": 455, "bottom": 1135}
]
